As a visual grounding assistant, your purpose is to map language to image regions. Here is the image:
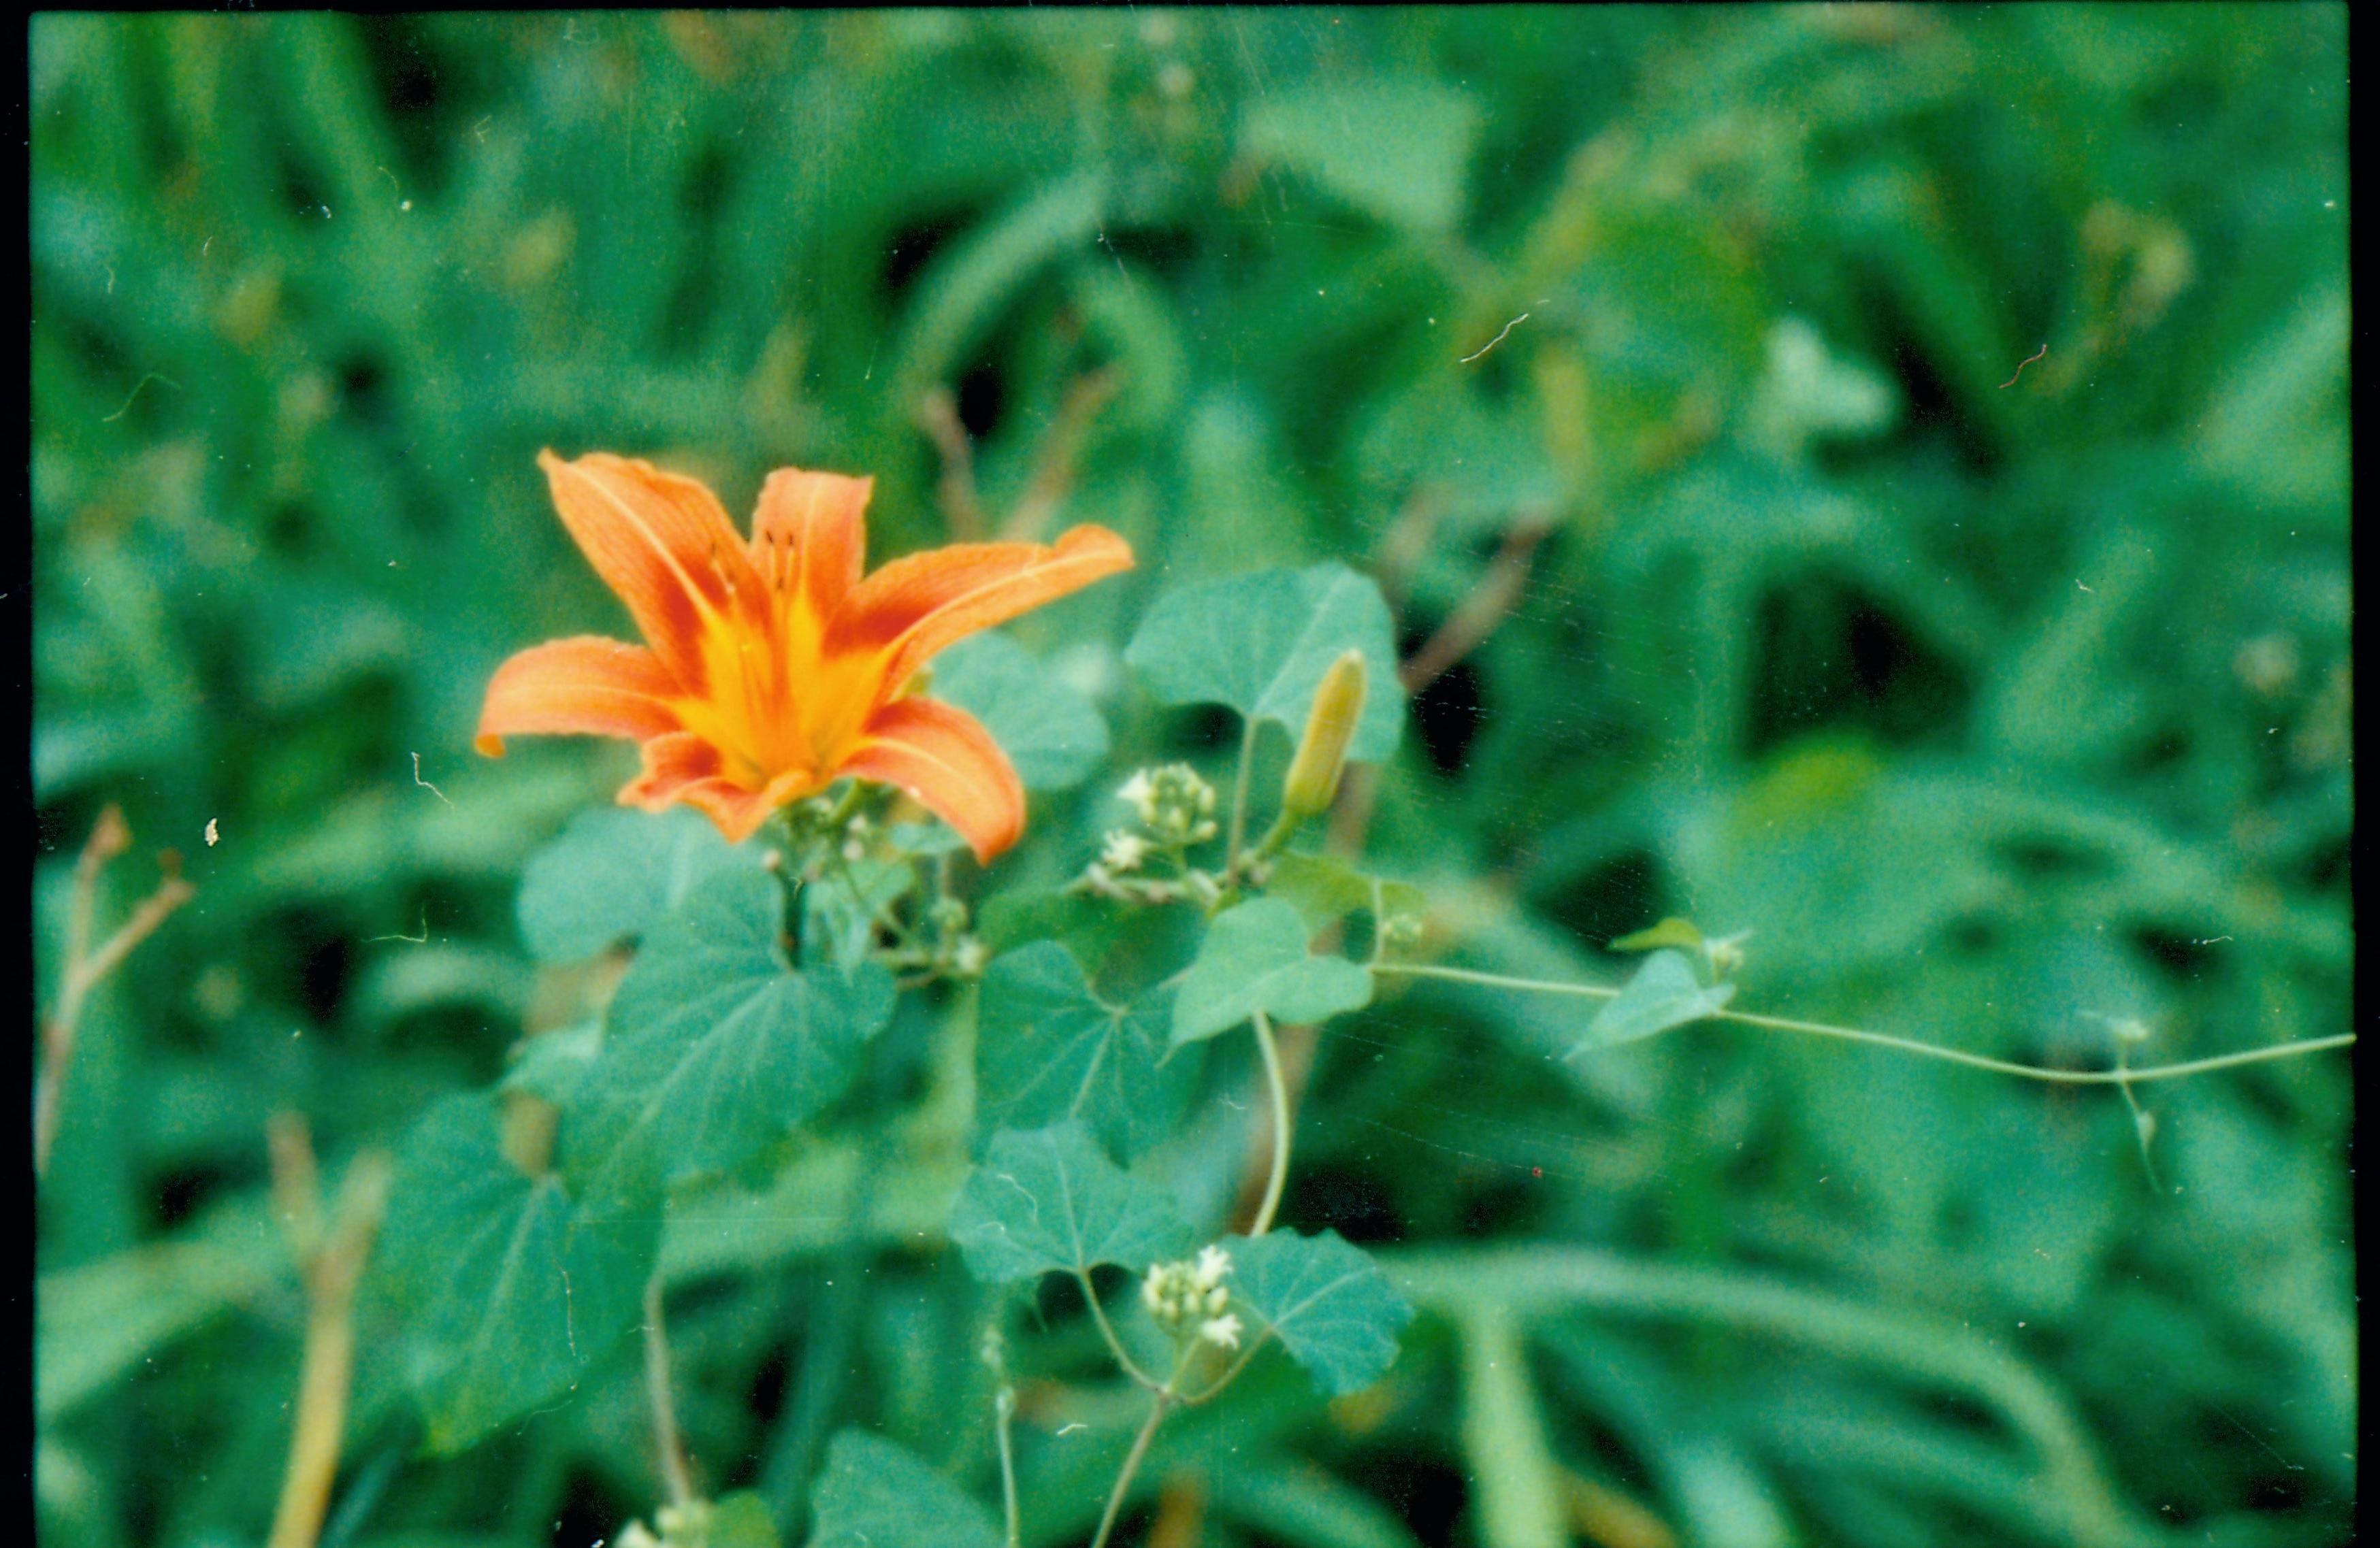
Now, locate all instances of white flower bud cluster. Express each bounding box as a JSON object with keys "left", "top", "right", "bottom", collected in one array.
[
  {"left": 1101, "top": 830, "right": 1152, "bottom": 874},
  {"left": 1141, "top": 1244, "right": 1241, "bottom": 1350},
  {"left": 1117, "top": 764, "right": 1219, "bottom": 848}
]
